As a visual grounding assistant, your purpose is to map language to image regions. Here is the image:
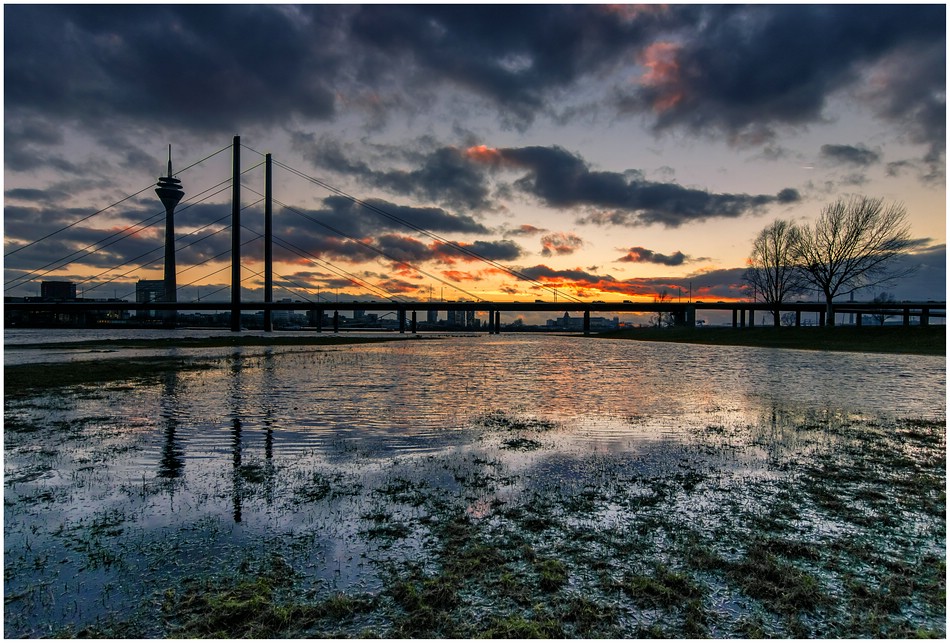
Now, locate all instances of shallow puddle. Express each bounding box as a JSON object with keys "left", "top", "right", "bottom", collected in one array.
[{"left": 4, "top": 334, "right": 945, "bottom": 636}]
